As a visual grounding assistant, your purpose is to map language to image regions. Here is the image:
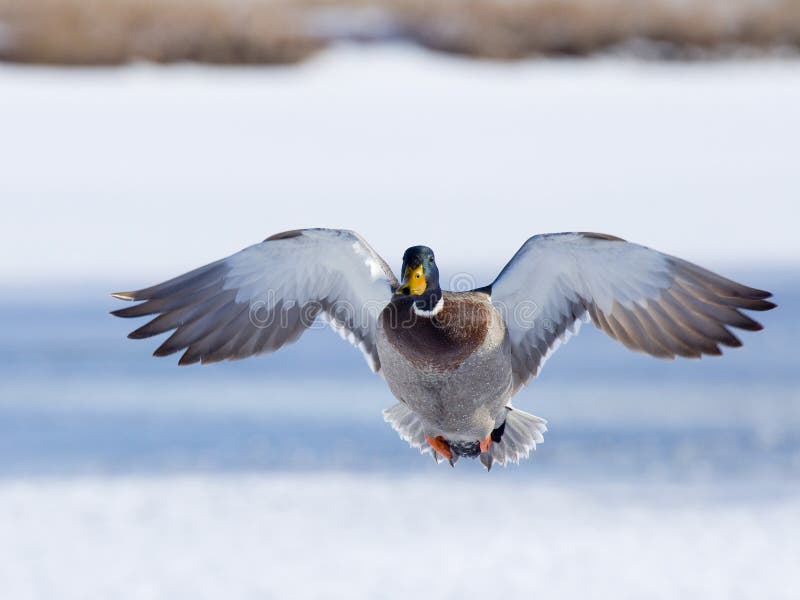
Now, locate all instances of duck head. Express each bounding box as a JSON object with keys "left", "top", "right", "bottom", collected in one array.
[{"left": 396, "top": 245, "right": 442, "bottom": 315}]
